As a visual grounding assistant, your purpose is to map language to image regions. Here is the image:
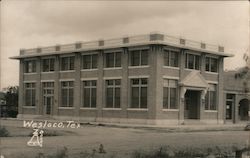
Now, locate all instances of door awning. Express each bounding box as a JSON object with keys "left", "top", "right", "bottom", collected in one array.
[{"left": 179, "top": 71, "right": 209, "bottom": 88}]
